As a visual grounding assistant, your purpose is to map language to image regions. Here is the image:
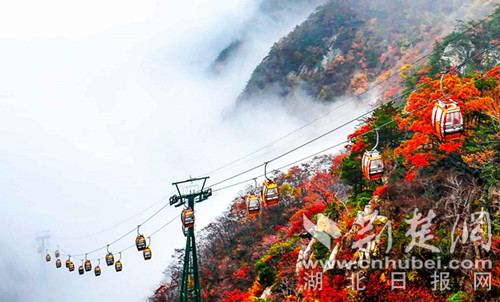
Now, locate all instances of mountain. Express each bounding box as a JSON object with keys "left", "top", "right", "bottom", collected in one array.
[
  {"left": 238, "top": 0, "right": 498, "bottom": 104},
  {"left": 151, "top": 2, "right": 500, "bottom": 301}
]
